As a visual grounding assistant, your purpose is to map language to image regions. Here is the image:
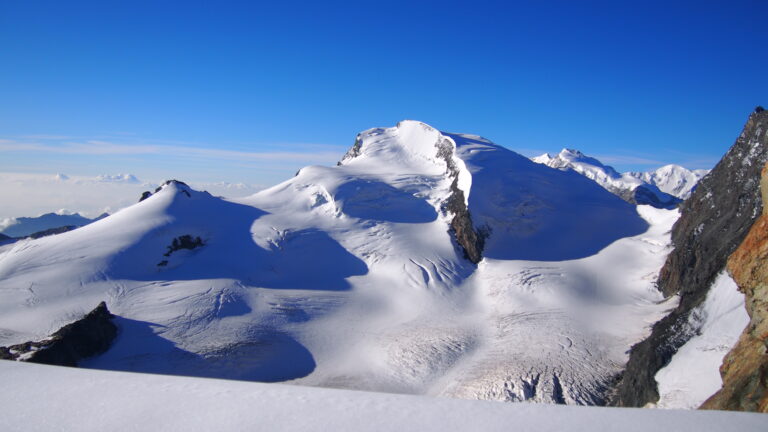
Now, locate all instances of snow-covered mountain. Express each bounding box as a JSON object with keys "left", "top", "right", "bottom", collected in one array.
[
  {"left": 532, "top": 149, "right": 706, "bottom": 207},
  {"left": 0, "top": 121, "right": 677, "bottom": 404}
]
